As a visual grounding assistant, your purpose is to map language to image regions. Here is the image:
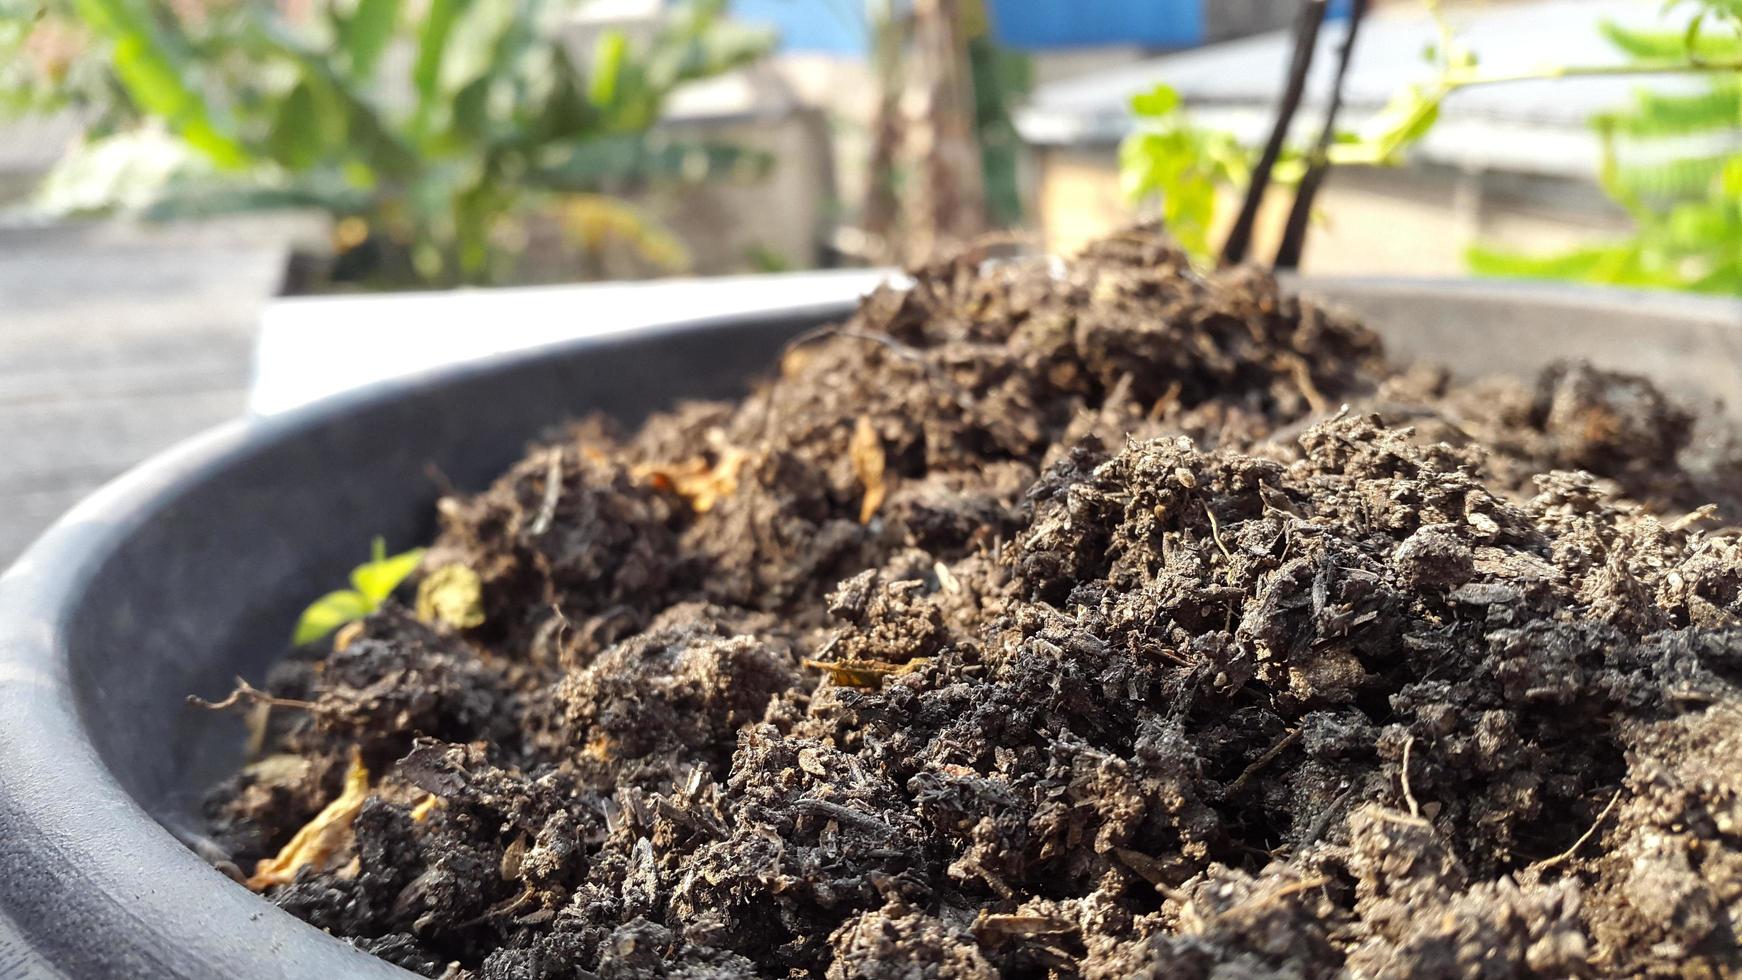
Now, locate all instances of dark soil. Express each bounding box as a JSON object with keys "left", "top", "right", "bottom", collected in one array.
[{"left": 203, "top": 228, "right": 1742, "bottom": 978}]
